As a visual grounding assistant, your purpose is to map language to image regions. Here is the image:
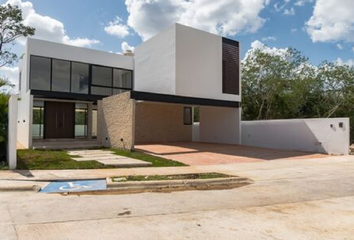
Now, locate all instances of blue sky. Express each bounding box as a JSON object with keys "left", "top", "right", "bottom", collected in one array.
[{"left": 1, "top": 0, "right": 354, "bottom": 85}]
